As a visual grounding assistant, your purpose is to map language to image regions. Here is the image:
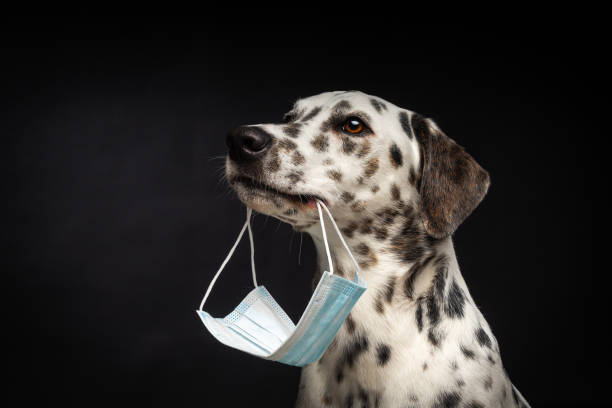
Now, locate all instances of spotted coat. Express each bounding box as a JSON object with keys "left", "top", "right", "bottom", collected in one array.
[{"left": 225, "top": 91, "right": 530, "bottom": 408}]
